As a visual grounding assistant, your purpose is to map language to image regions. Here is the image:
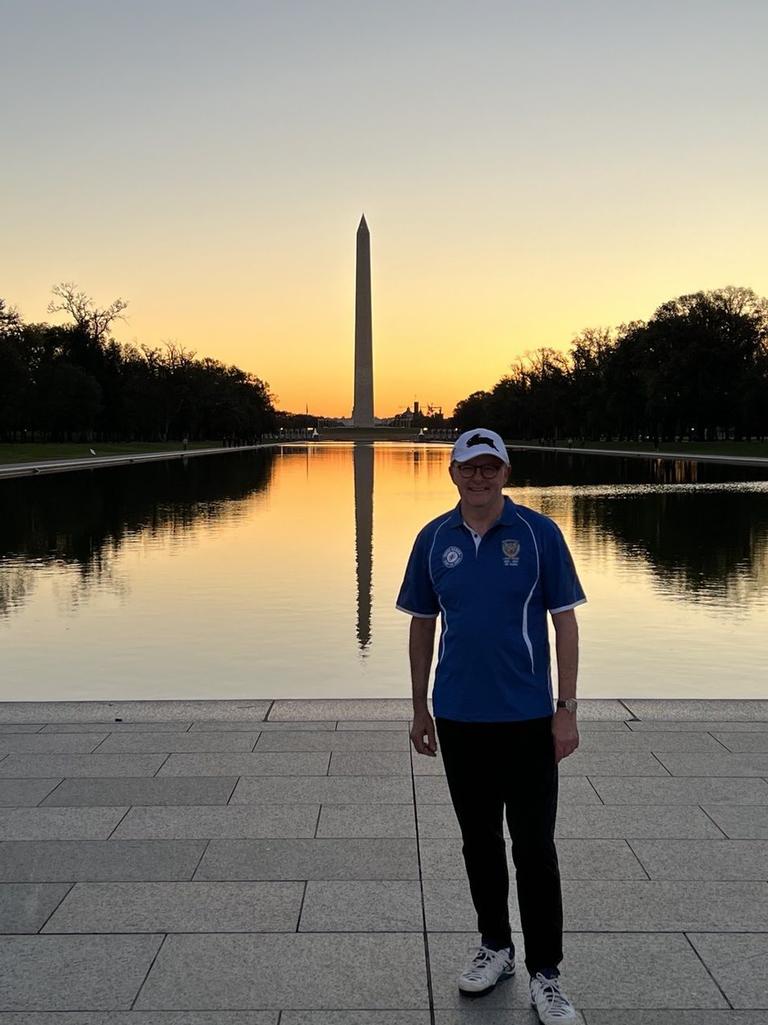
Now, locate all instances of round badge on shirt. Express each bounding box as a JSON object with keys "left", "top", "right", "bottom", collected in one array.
[{"left": 442, "top": 546, "right": 463, "bottom": 568}]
